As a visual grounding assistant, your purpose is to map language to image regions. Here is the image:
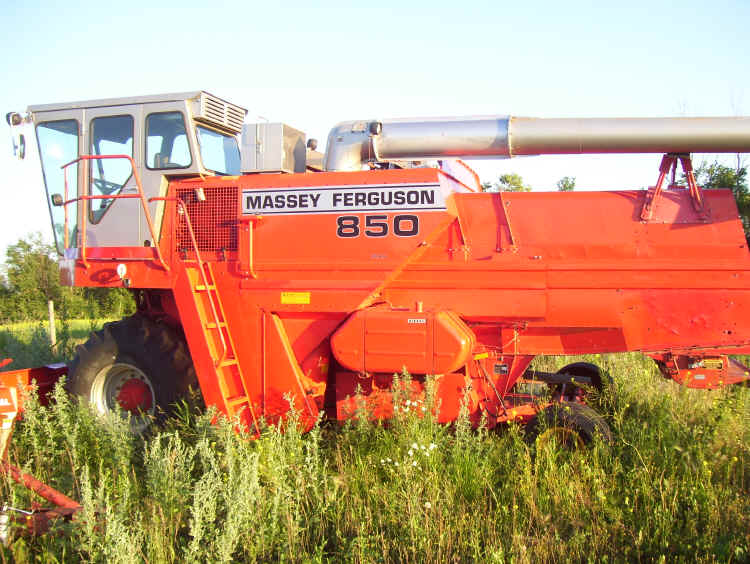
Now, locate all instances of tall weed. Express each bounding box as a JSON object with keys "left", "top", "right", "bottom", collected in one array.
[{"left": 0, "top": 355, "right": 746, "bottom": 563}]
